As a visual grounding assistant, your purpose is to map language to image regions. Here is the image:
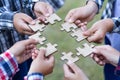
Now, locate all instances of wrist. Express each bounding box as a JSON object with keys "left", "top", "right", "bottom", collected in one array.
[
  {"left": 28, "top": 68, "right": 42, "bottom": 75},
  {"left": 86, "top": 0, "right": 98, "bottom": 14},
  {"left": 104, "top": 18, "right": 114, "bottom": 32},
  {"left": 7, "top": 49, "right": 19, "bottom": 63},
  {"left": 8, "top": 47, "right": 16, "bottom": 57}
]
